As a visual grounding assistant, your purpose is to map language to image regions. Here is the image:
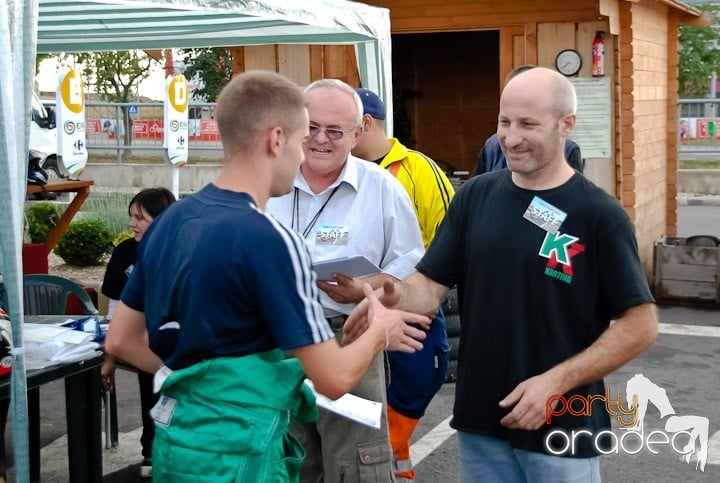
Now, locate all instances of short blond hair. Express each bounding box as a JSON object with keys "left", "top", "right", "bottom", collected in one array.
[{"left": 215, "top": 71, "right": 306, "bottom": 155}]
